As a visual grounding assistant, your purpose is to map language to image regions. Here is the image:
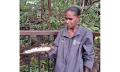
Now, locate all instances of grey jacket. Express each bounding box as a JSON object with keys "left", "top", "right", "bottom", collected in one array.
[{"left": 49, "top": 27, "right": 94, "bottom": 72}]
